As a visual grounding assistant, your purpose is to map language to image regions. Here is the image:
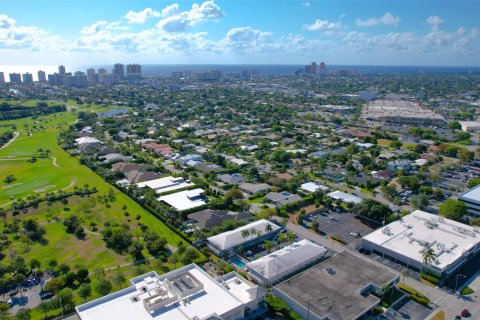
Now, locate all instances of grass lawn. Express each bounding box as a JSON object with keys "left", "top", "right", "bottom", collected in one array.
[
  {"left": 246, "top": 197, "right": 264, "bottom": 204},
  {"left": 430, "top": 310, "right": 445, "bottom": 320},
  {"left": 377, "top": 139, "right": 392, "bottom": 147}
]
